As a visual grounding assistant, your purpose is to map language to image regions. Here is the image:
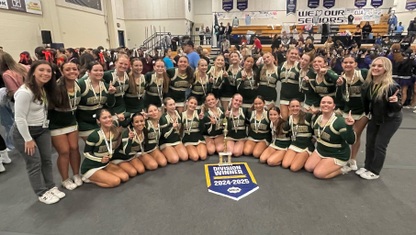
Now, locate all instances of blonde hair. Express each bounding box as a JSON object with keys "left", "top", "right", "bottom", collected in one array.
[{"left": 365, "top": 57, "right": 394, "bottom": 101}]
